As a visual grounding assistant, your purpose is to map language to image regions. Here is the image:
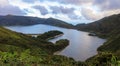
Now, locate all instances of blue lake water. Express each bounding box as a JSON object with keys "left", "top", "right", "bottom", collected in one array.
[{"left": 5, "top": 24, "right": 106, "bottom": 61}]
